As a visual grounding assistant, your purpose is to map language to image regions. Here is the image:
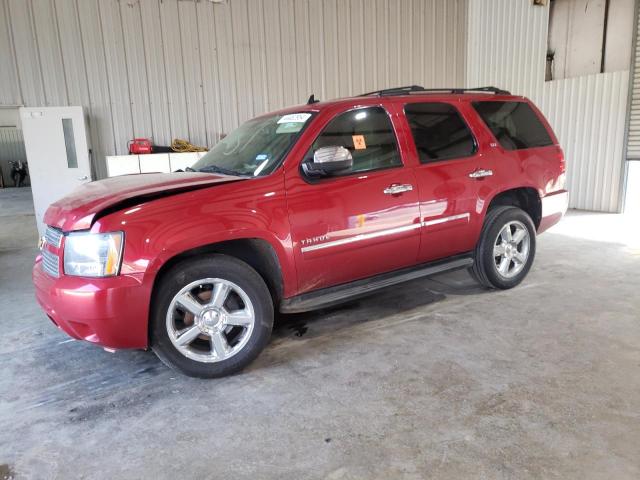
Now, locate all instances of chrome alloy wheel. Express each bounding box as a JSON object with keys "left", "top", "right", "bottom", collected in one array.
[
  {"left": 166, "top": 278, "right": 255, "bottom": 363},
  {"left": 493, "top": 220, "right": 530, "bottom": 279}
]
